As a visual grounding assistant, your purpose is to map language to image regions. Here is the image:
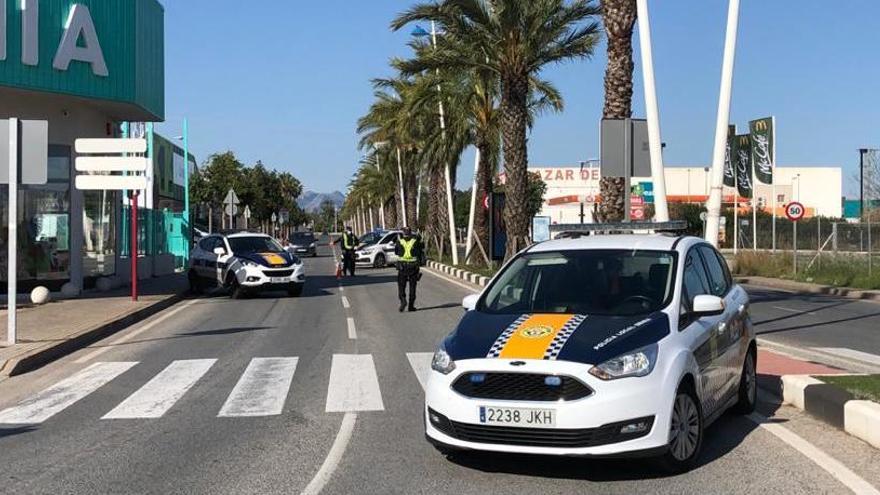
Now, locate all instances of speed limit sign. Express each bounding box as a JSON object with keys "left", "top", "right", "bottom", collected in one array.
[{"left": 785, "top": 202, "right": 805, "bottom": 221}]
